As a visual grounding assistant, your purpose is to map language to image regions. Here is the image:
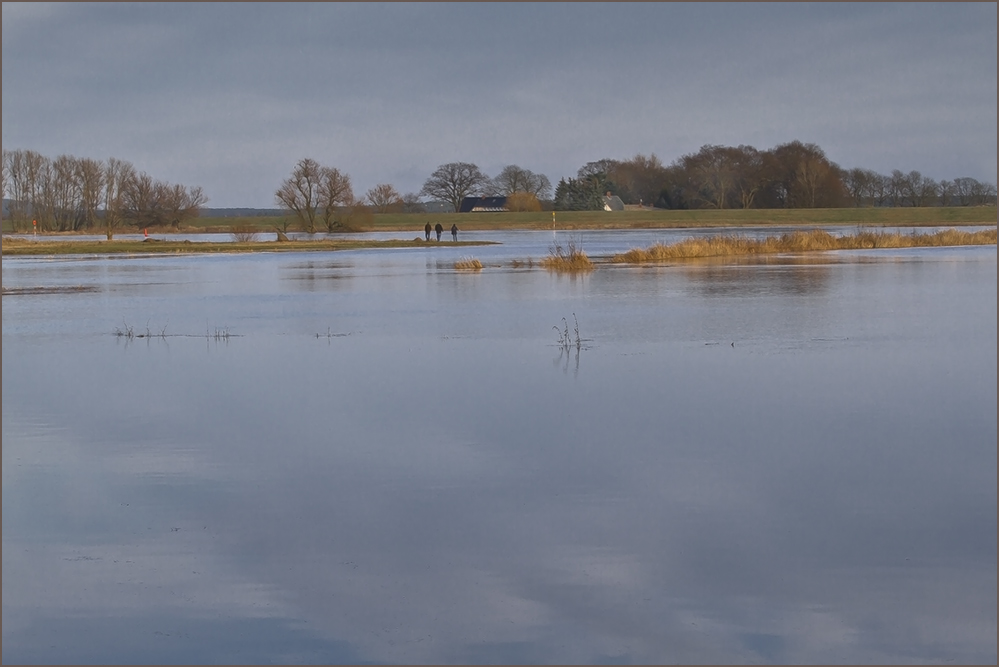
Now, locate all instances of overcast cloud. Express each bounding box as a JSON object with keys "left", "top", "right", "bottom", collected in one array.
[{"left": 2, "top": 2, "right": 996, "bottom": 208}]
